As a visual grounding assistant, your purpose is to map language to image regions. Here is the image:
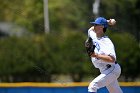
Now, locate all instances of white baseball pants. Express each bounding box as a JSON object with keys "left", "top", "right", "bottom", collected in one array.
[{"left": 88, "top": 64, "right": 123, "bottom": 93}]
